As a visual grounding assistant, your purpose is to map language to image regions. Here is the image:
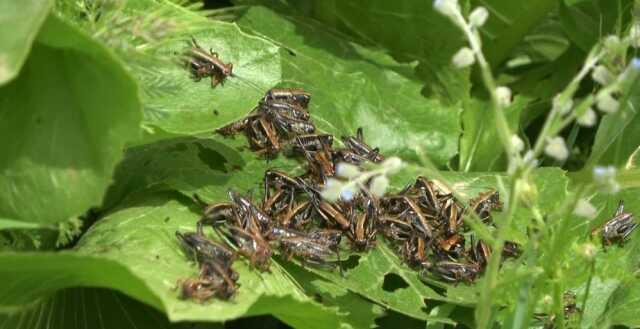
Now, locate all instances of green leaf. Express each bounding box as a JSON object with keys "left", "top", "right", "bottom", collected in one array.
[
  {"left": 0, "top": 192, "right": 345, "bottom": 328},
  {"left": 247, "top": 0, "right": 470, "bottom": 102},
  {"left": 101, "top": 135, "right": 300, "bottom": 211},
  {"left": 305, "top": 168, "right": 568, "bottom": 322},
  {"left": 0, "top": 15, "right": 141, "bottom": 226},
  {"left": 139, "top": 21, "right": 282, "bottom": 135},
  {"left": 558, "top": 0, "right": 634, "bottom": 52},
  {"left": 472, "top": 0, "right": 560, "bottom": 66},
  {"left": 280, "top": 260, "right": 385, "bottom": 329},
  {"left": 0, "top": 287, "right": 224, "bottom": 329},
  {"left": 0, "top": 0, "right": 53, "bottom": 85},
  {"left": 459, "top": 96, "right": 530, "bottom": 172},
  {"left": 600, "top": 279, "right": 640, "bottom": 327},
  {"left": 507, "top": 18, "right": 570, "bottom": 65},
  {"left": 585, "top": 187, "right": 640, "bottom": 325},
  {"left": 310, "top": 240, "right": 468, "bottom": 323},
  {"left": 235, "top": 6, "right": 461, "bottom": 166},
  {"left": 124, "top": 3, "right": 461, "bottom": 167}
]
